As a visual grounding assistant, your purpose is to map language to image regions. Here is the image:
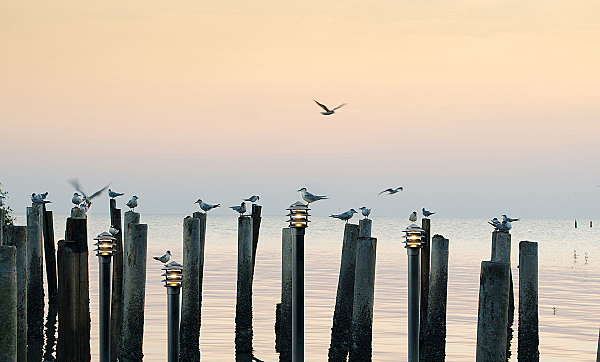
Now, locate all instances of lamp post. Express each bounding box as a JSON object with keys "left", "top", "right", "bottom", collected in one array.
[
  {"left": 162, "top": 261, "right": 183, "bottom": 362},
  {"left": 403, "top": 223, "right": 424, "bottom": 362},
  {"left": 93, "top": 231, "right": 116, "bottom": 362},
  {"left": 286, "top": 201, "right": 310, "bottom": 362}
]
